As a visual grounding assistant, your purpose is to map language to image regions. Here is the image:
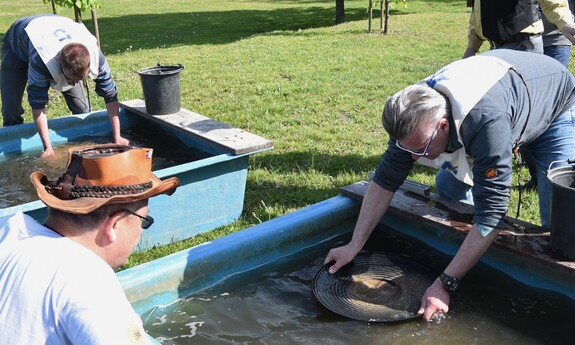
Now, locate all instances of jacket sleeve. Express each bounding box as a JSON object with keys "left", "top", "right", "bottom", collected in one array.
[
  {"left": 540, "top": 0, "right": 575, "bottom": 32},
  {"left": 460, "top": 109, "right": 513, "bottom": 232},
  {"left": 26, "top": 53, "right": 51, "bottom": 110},
  {"left": 93, "top": 50, "right": 118, "bottom": 104},
  {"left": 467, "top": 1, "right": 485, "bottom": 52},
  {"left": 372, "top": 138, "right": 415, "bottom": 192}
]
